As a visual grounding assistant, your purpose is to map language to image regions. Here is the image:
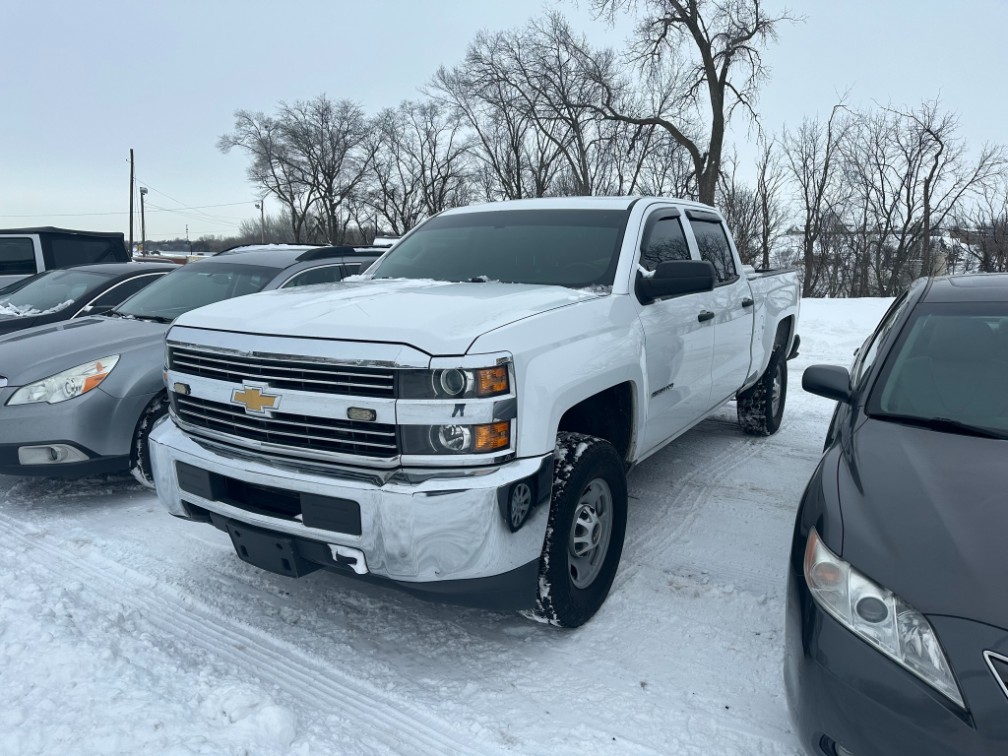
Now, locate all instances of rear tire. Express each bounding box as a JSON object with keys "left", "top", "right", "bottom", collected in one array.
[
  {"left": 531, "top": 432, "right": 628, "bottom": 628},
  {"left": 737, "top": 348, "right": 787, "bottom": 436},
  {"left": 130, "top": 392, "right": 169, "bottom": 488}
]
